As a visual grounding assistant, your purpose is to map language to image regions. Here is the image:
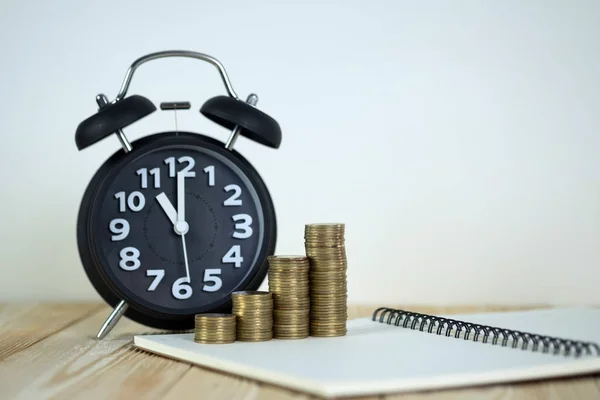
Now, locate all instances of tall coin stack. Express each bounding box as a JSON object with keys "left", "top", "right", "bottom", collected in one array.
[
  {"left": 231, "top": 291, "right": 273, "bottom": 341},
  {"left": 194, "top": 313, "right": 236, "bottom": 344},
  {"left": 304, "top": 223, "right": 348, "bottom": 337},
  {"left": 267, "top": 255, "right": 310, "bottom": 339}
]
